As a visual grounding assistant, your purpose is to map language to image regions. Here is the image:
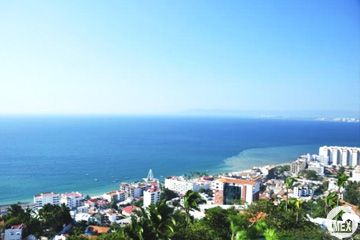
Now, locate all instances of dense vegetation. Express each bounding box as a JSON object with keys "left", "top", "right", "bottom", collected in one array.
[
  {"left": 0, "top": 191, "right": 346, "bottom": 240},
  {"left": 1, "top": 172, "right": 360, "bottom": 239},
  {"left": 299, "top": 170, "right": 323, "bottom": 181},
  {"left": 66, "top": 196, "right": 338, "bottom": 240},
  {"left": 1, "top": 203, "right": 71, "bottom": 238},
  {"left": 344, "top": 181, "right": 360, "bottom": 208}
]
